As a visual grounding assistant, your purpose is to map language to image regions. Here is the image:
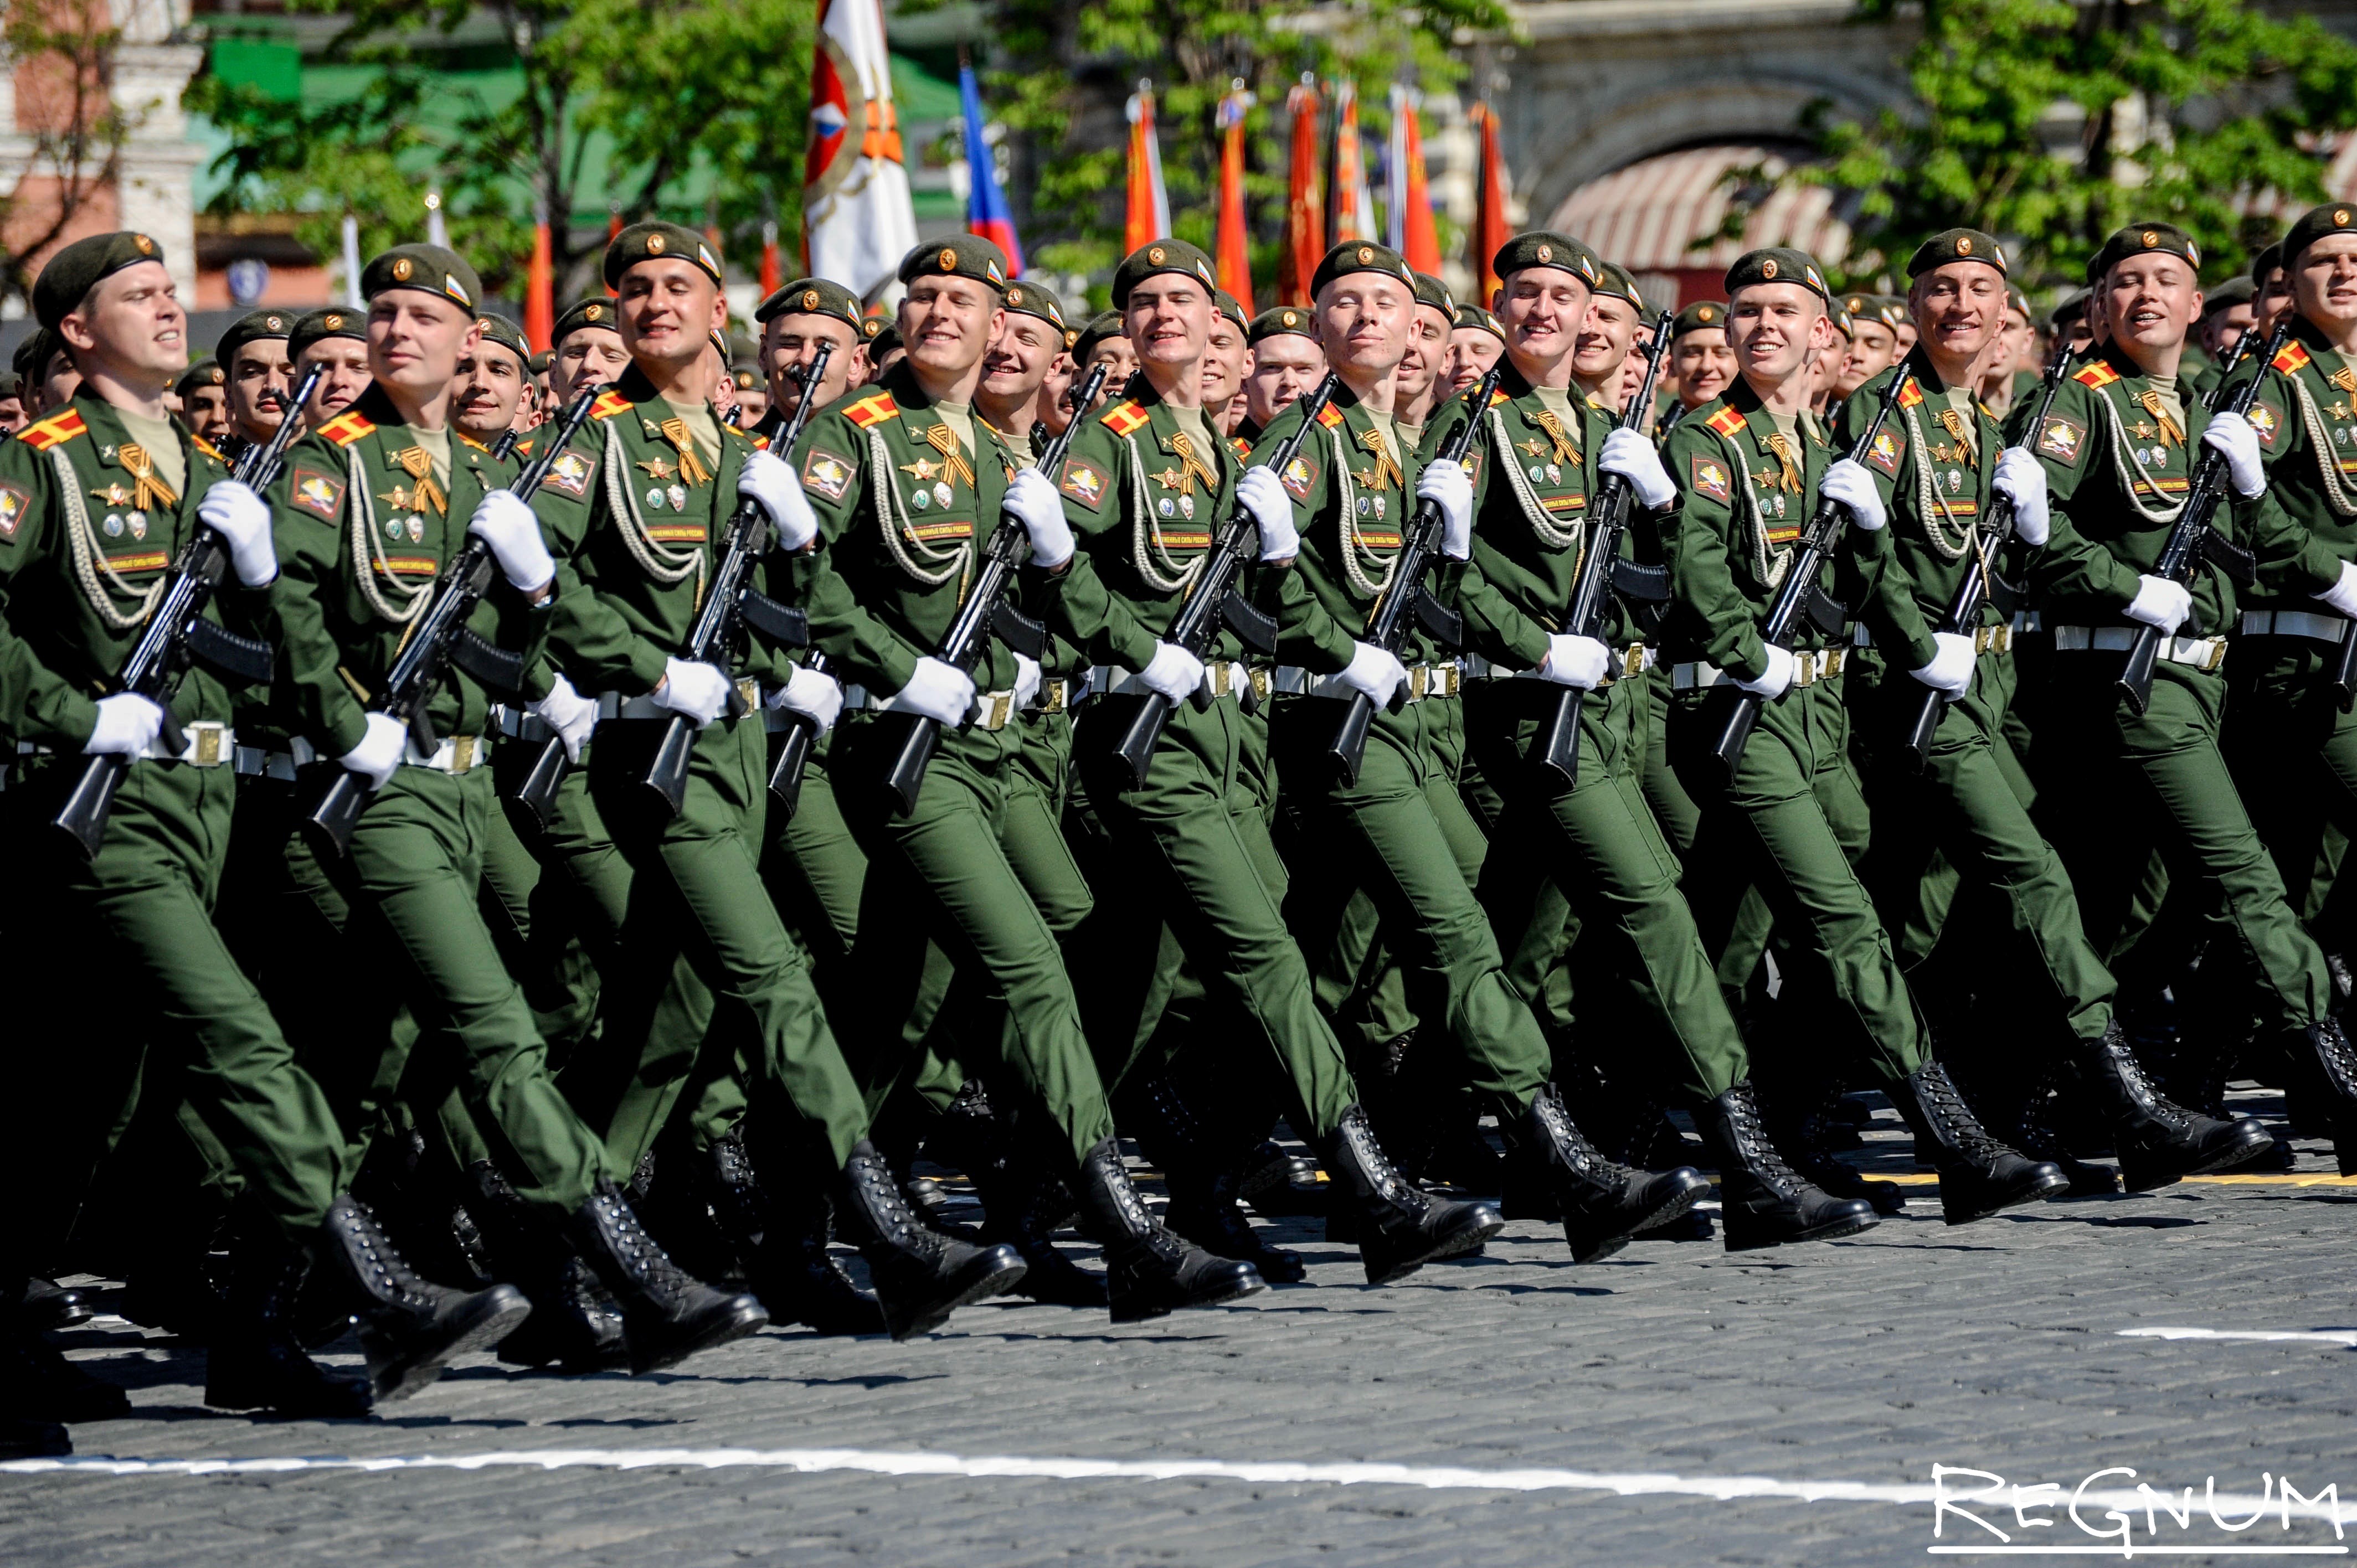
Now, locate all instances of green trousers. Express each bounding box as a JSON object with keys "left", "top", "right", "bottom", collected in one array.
[
  {"left": 1668, "top": 678, "right": 1926, "bottom": 1087},
  {"left": 2224, "top": 633, "right": 2357, "bottom": 931}
]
